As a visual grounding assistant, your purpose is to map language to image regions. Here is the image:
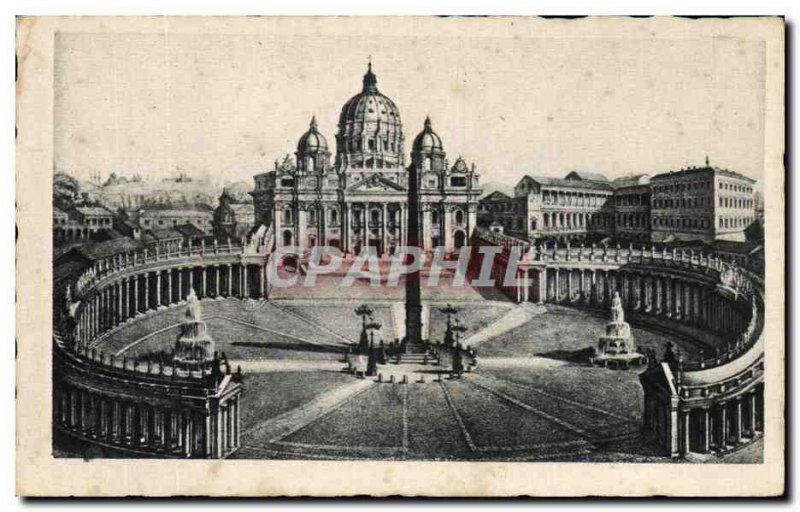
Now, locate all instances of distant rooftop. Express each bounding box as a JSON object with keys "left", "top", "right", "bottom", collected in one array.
[
  {"left": 74, "top": 206, "right": 113, "bottom": 216},
  {"left": 652, "top": 165, "right": 756, "bottom": 183},
  {"left": 522, "top": 175, "right": 614, "bottom": 191},
  {"left": 564, "top": 170, "right": 610, "bottom": 182}
]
